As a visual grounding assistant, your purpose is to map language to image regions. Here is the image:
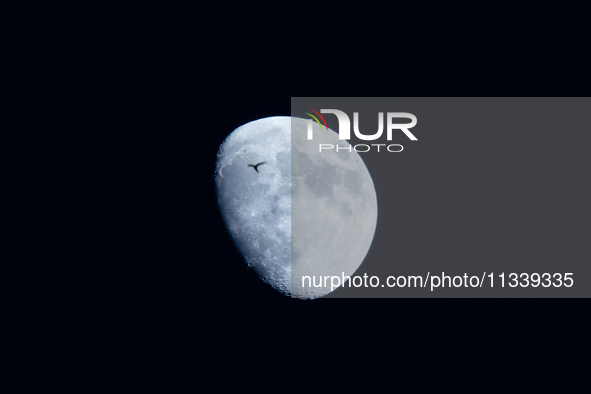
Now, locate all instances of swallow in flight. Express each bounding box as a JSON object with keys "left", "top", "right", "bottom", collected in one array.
[{"left": 248, "top": 162, "right": 266, "bottom": 173}]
